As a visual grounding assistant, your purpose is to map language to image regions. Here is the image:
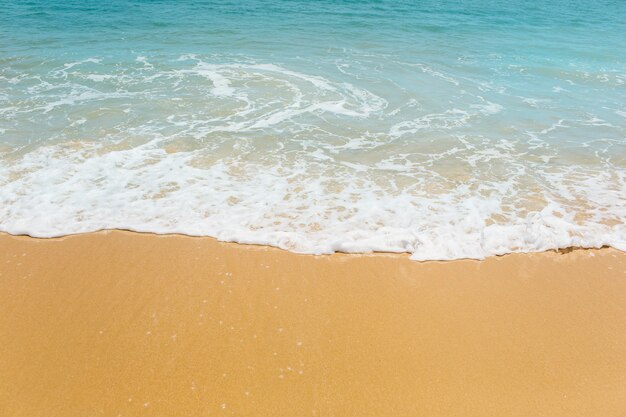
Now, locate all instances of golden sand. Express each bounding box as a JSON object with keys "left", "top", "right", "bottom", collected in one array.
[{"left": 1, "top": 231, "right": 625, "bottom": 417}]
